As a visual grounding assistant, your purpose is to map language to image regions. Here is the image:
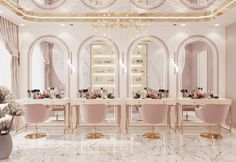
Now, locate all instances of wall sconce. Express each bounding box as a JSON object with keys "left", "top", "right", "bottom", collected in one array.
[
  {"left": 68, "top": 52, "right": 75, "bottom": 74},
  {"left": 172, "top": 52, "right": 179, "bottom": 75},
  {"left": 120, "top": 52, "right": 127, "bottom": 74}
]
